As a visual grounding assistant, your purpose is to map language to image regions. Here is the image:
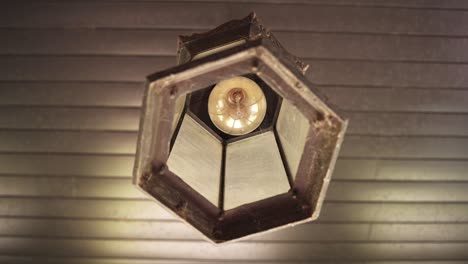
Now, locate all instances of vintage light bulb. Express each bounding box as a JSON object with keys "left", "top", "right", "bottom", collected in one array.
[{"left": 208, "top": 76, "right": 267, "bottom": 136}]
